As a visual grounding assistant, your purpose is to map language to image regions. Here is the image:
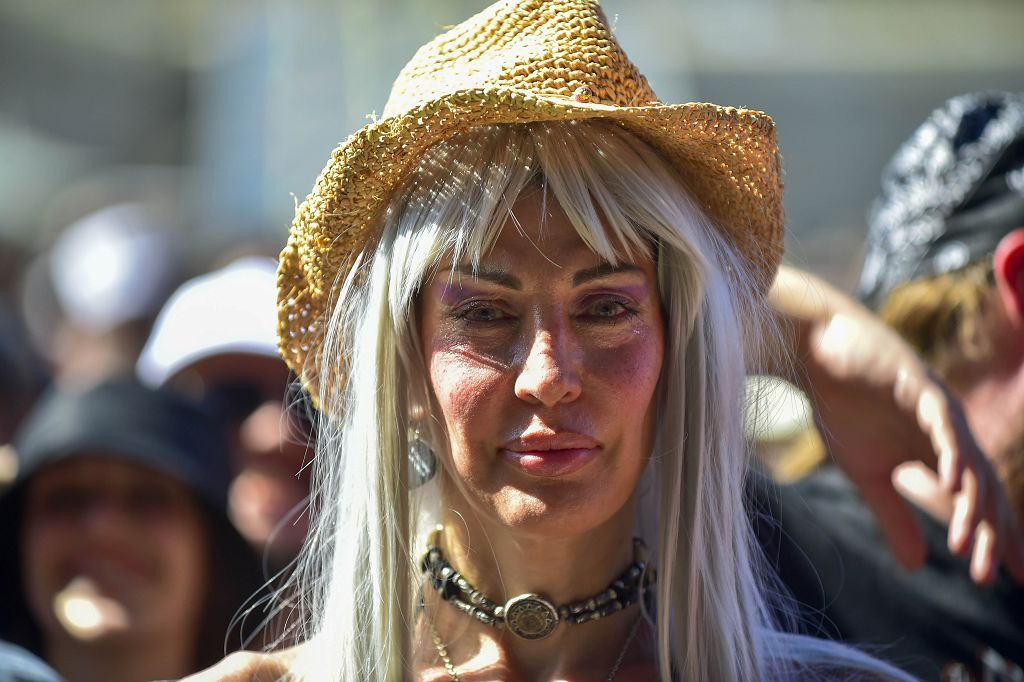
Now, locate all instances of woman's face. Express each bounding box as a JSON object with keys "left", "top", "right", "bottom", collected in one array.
[
  {"left": 419, "top": 191, "right": 665, "bottom": 536},
  {"left": 21, "top": 456, "right": 208, "bottom": 644}
]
